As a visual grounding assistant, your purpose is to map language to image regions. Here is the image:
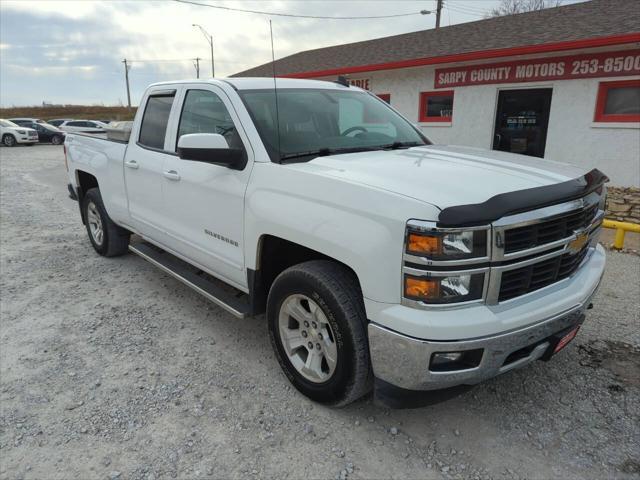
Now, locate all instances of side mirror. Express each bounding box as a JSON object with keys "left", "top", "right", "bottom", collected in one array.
[{"left": 177, "top": 133, "right": 247, "bottom": 170}]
